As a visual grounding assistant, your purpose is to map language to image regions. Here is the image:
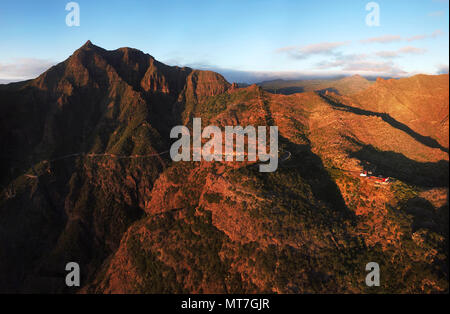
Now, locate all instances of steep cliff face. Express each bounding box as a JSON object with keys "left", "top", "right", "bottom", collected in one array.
[
  {"left": 0, "top": 43, "right": 448, "bottom": 293},
  {"left": 350, "top": 74, "right": 449, "bottom": 149},
  {"left": 179, "top": 70, "right": 231, "bottom": 123},
  {"left": 0, "top": 41, "right": 229, "bottom": 293},
  {"left": 89, "top": 84, "right": 448, "bottom": 294}
]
